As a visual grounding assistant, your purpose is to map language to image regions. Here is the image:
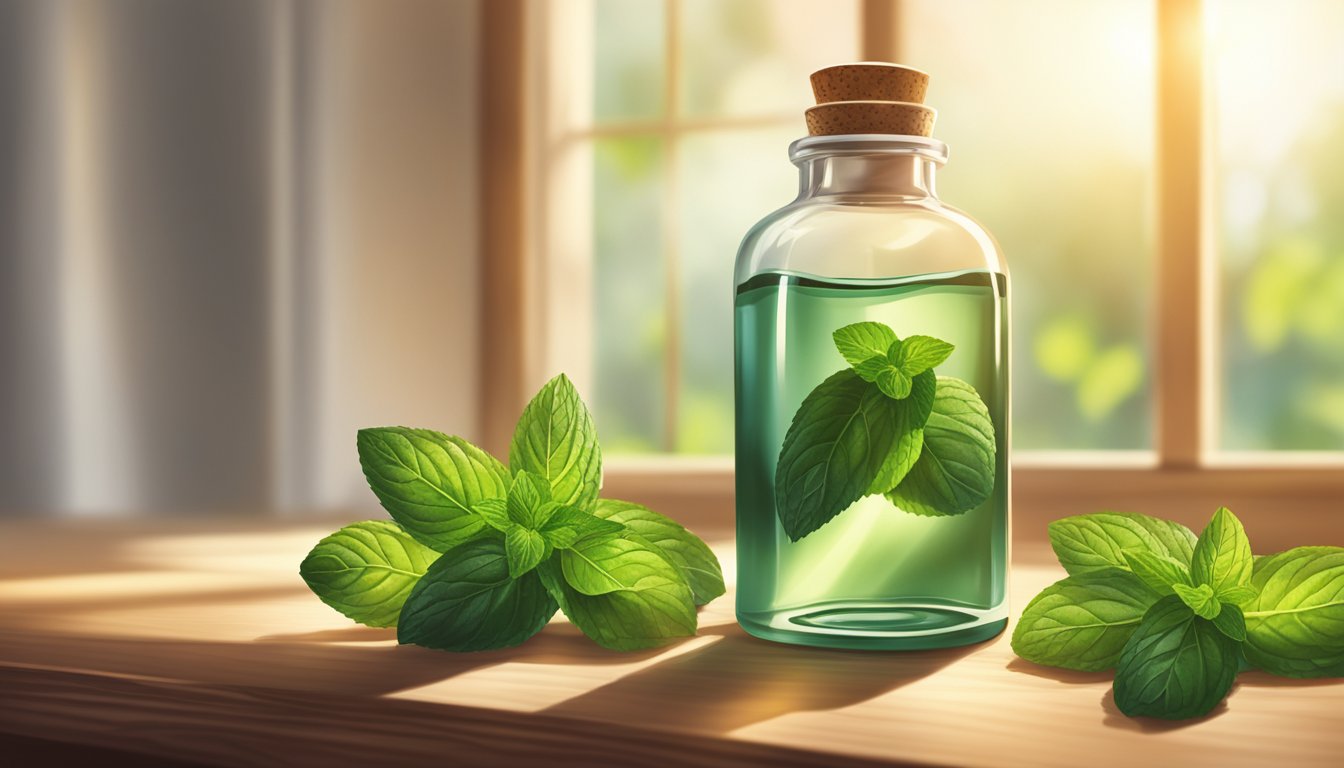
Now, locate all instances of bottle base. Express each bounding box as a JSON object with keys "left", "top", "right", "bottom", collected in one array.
[{"left": 737, "top": 600, "right": 1007, "bottom": 650}]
